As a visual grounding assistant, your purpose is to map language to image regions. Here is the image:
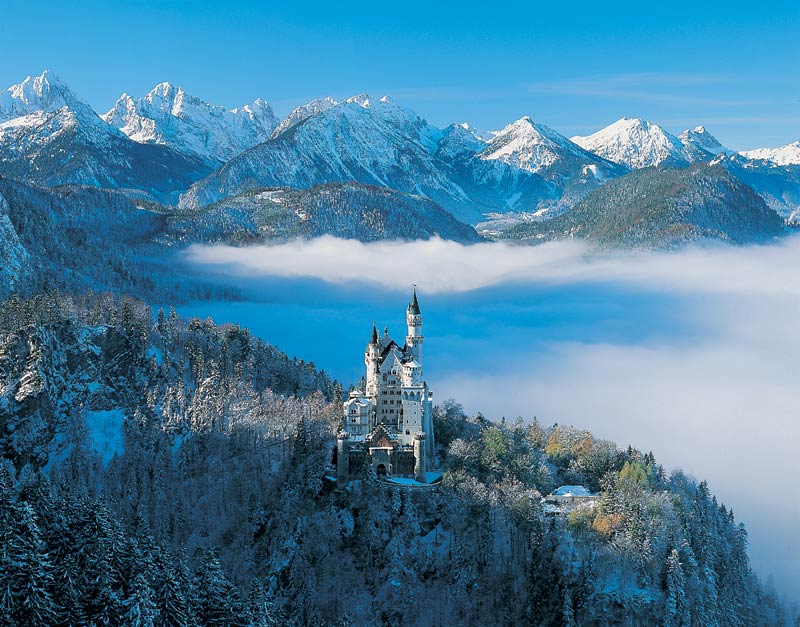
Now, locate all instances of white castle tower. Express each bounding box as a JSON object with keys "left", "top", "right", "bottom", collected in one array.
[
  {"left": 406, "top": 288, "right": 423, "bottom": 362},
  {"left": 339, "top": 290, "right": 435, "bottom": 483}
]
